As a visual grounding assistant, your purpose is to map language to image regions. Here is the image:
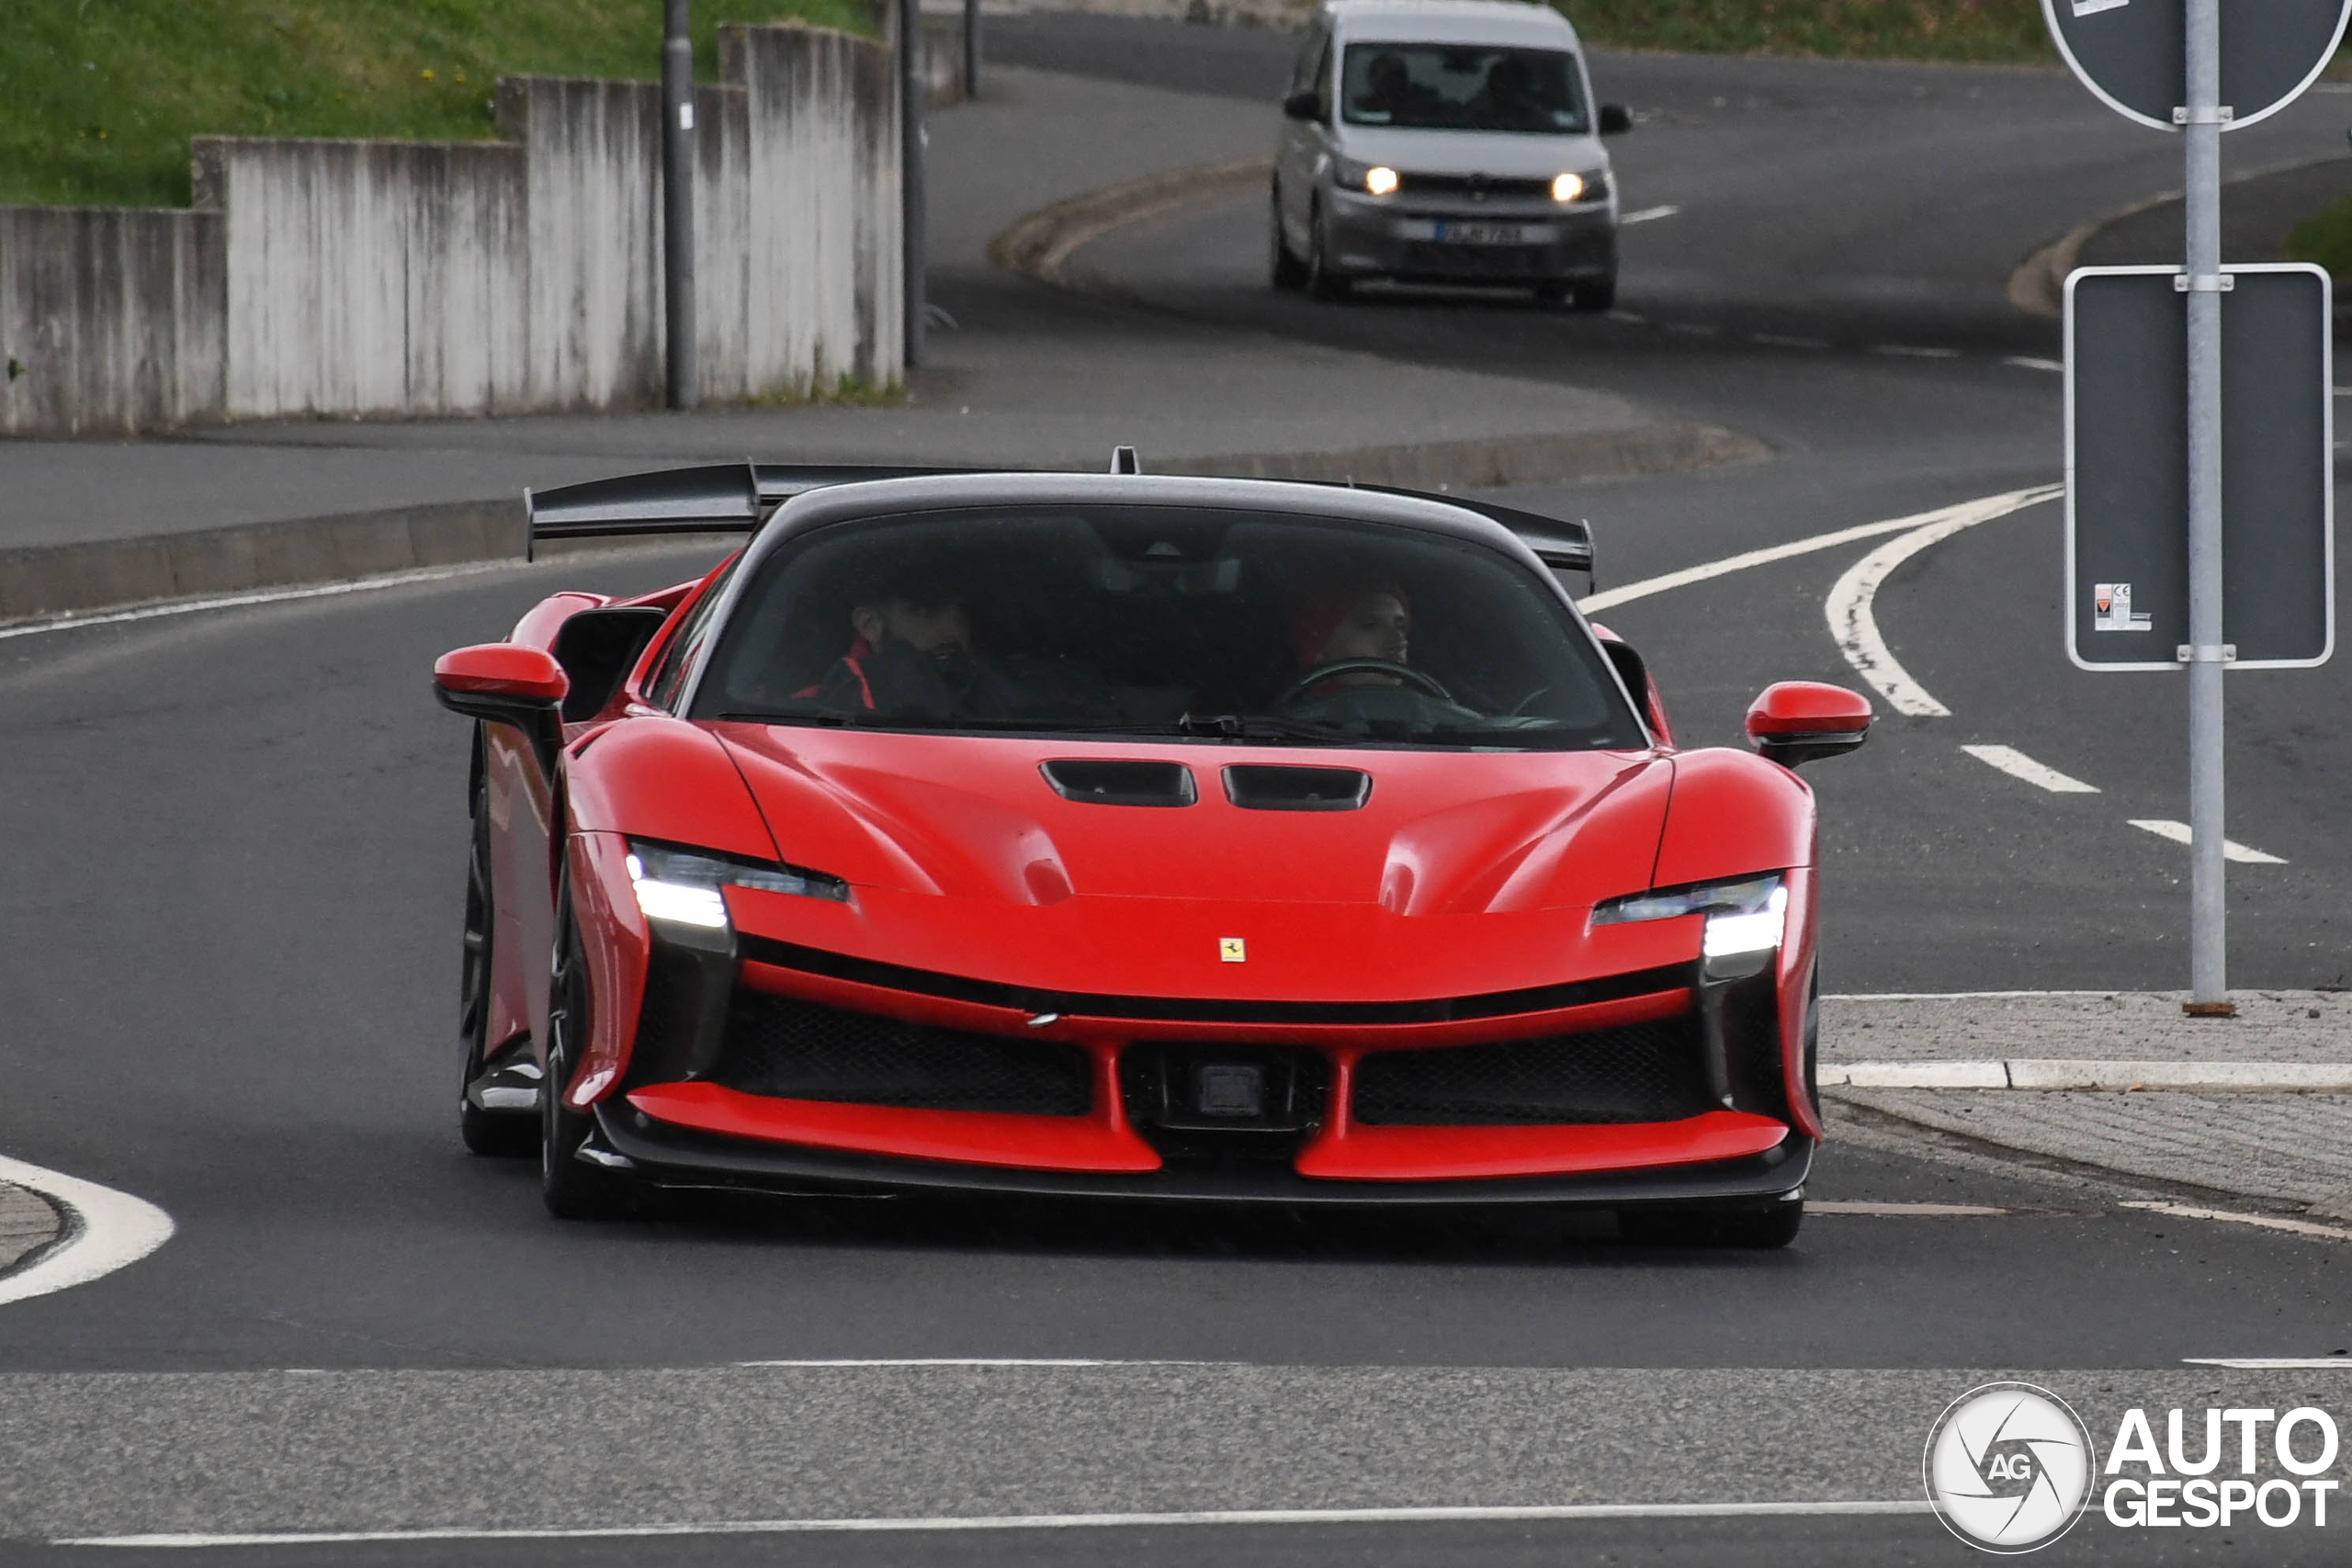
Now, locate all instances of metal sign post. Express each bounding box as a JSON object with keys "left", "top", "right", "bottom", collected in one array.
[
  {"left": 900, "top": 0, "right": 927, "bottom": 370},
  {"left": 2045, "top": 0, "right": 2349, "bottom": 1011},
  {"left": 662, "top": 0, "right": 698, "bottom": 411}
]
